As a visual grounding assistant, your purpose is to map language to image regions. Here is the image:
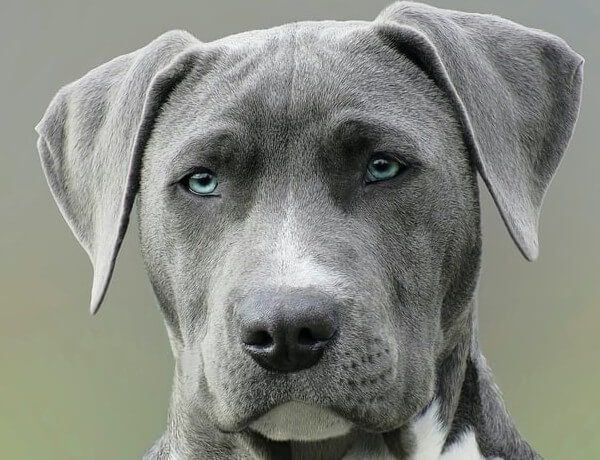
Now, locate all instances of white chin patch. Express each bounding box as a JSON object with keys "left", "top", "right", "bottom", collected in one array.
[{"left": 249, "top": 401, "right": 353, "bottom": 441}]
